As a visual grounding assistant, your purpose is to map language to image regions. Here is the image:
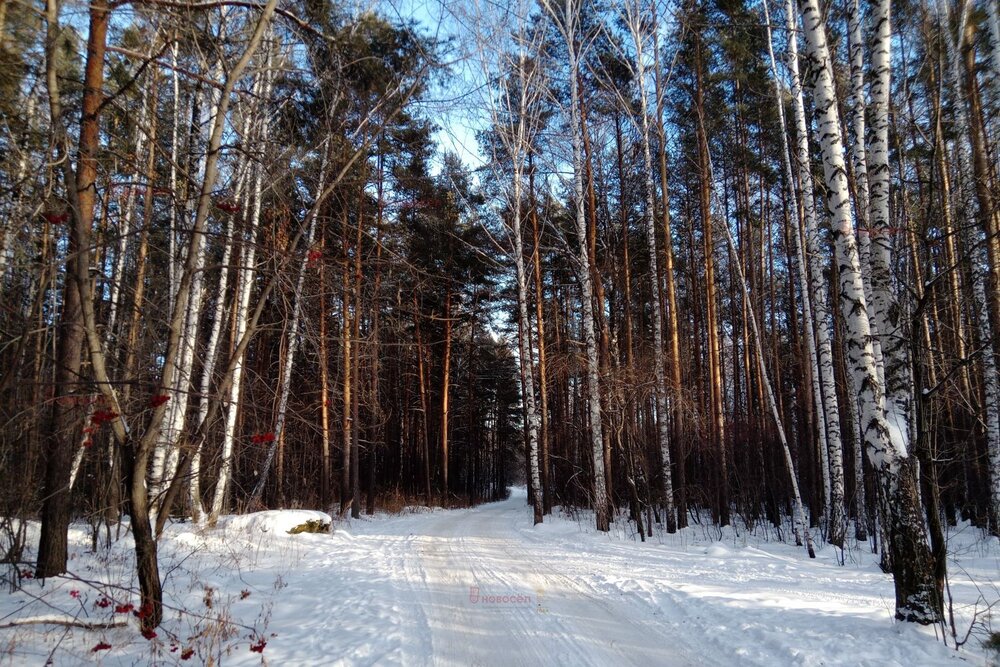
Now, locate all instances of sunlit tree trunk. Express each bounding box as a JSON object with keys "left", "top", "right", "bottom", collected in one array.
[
  {"left": 769, "top": 0, "right": 824, "bottom": 538},
  {"left": 867, "top": 0, "right": 914, "bottom": 468},
  {"left": 784, "top": 0, "right": 846, "bottom": 544},
  {"left": 340, "top": 204, "right": 353, "bottom": 514},
  {"left": 796, "top": 0, "right": 941, "bottom": 622},
  {"left": 414, "top": 296, "right": 432, "bottom": 503},
  {"left": 441, "top": 287, "right": 453, "bottom": 506},
  {"left": 693, "top": 31, "right": 727, "bottom": 526},
  {"left": 36, "top": 0, "right": 108, "bottom": 579},
  {"left": 153, "top": 66, "right": 221, "bottom": 498},
  {"left": 653, "top": 24, "right": 686, "bottom": 528},
  {"left": 529, "top": 159, "right": 552, "bottom": 515},
  {"left": 512, "top": 171, "right": 543, "bottom": 524},
  {"left": 209, "top": 50, "right": 275, "bottom": 524},
  {"left": 189, "top": 164, "right": 246, "bottom": 522}
]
